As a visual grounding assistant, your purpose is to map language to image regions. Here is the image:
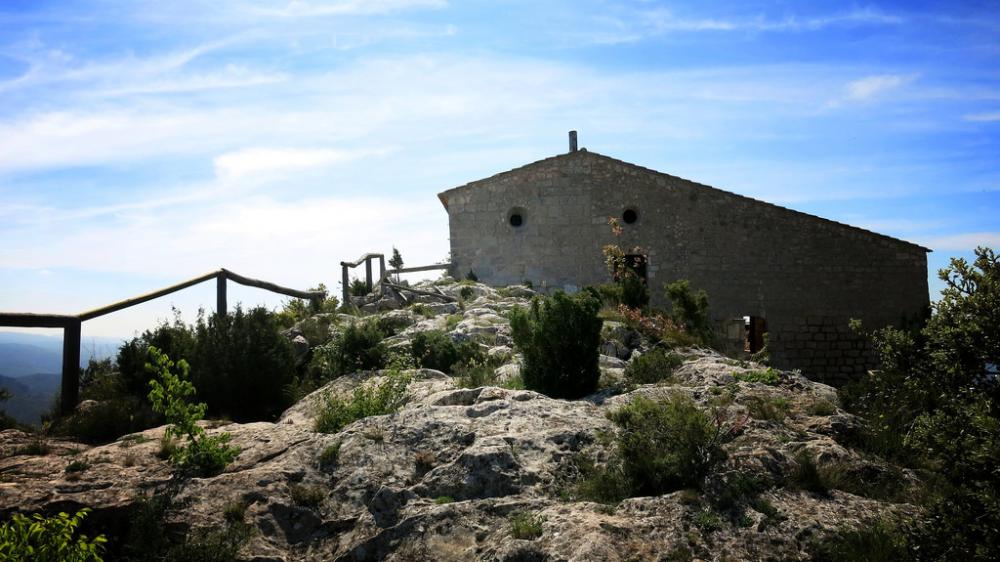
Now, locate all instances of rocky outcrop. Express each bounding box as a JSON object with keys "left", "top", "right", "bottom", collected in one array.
[{"left": 0, "top": 281, "right": 916, "bottom": 561}]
